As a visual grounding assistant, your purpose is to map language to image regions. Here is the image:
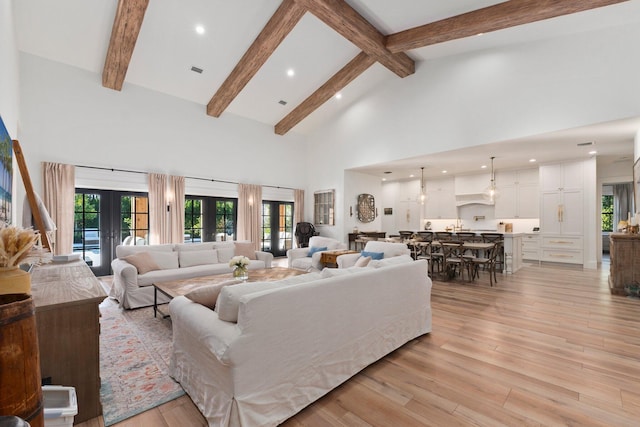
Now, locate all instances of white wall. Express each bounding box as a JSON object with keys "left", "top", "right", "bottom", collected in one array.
[
  {"left": 342, "top": 170, "right": 383, "bottom": 236},
  {"left": 17, "top": 53, "right": 309, "bottom": 223},
  {"left": 306, "top": 22, "right": 640, "bottom": 241}
]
